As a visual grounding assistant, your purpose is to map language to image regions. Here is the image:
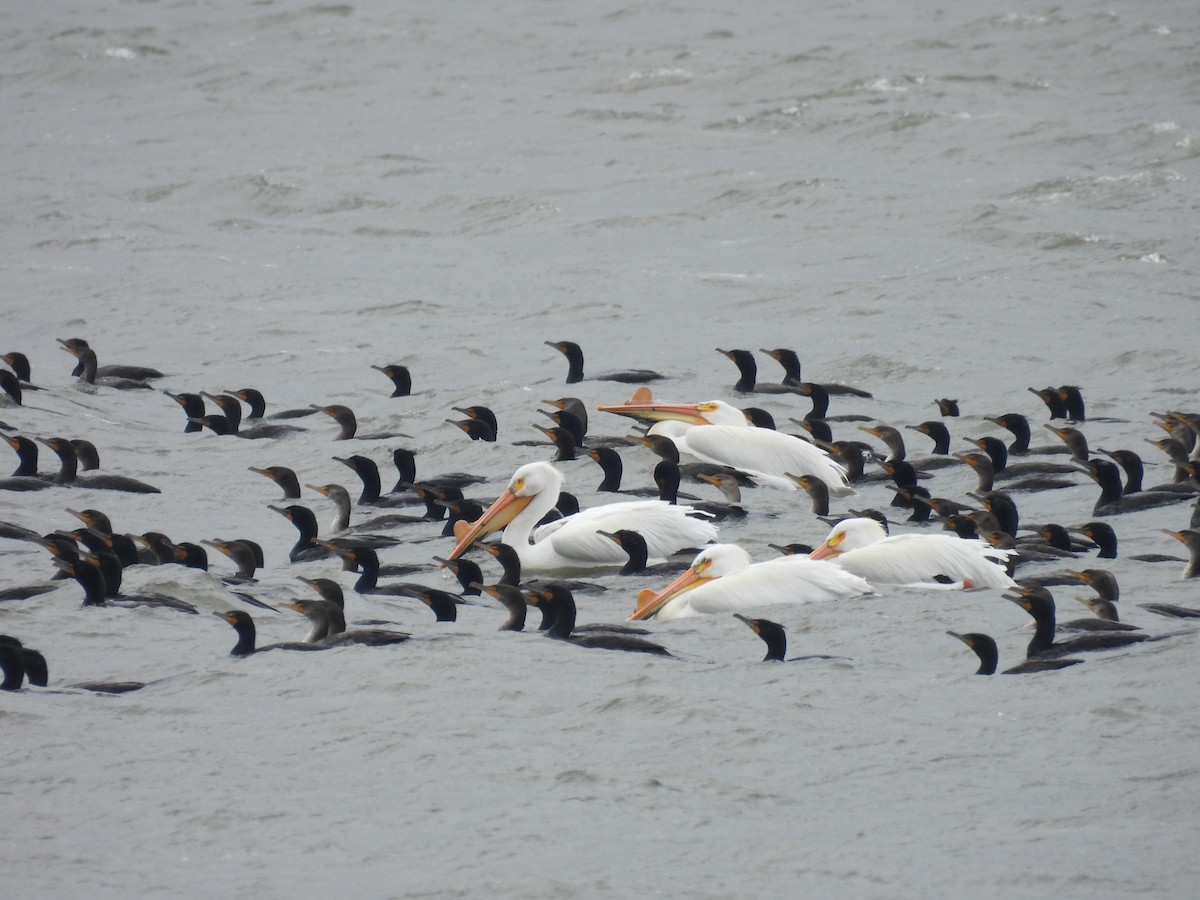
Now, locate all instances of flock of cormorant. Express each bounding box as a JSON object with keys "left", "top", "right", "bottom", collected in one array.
[{"left": 2, "top": 338, "right": 1199, "bottom": 693}]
